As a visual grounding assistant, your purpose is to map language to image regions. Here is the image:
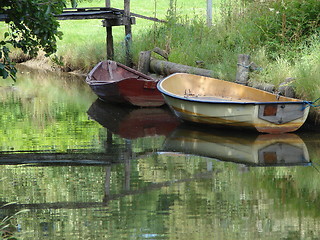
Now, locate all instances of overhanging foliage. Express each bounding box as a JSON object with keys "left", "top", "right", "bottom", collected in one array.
[{"left": 0, "top": 0, "right": 78, "bottom": 80}]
